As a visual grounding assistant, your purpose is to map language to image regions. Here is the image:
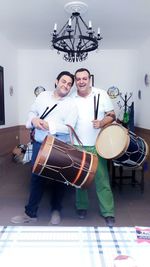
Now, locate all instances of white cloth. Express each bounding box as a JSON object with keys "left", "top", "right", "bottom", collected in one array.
[
  {"left": 26, "top": 91, "right": 78, "bottom": 143},
  {"left": 72, "top": 87, "right": 114, "bottom": 146},
  {"left": 22, "top": 142, "right": 33, "bottom": 164},
  {"left": 0, "top": 226, "right": 149, "bottom": 267}
]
